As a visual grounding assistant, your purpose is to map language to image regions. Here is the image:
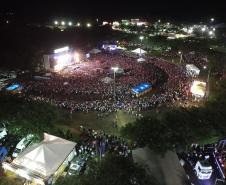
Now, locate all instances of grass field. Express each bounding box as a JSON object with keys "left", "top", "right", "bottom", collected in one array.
[{"left": 57, "top": 110, "right": 136, "bottom": 136}]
